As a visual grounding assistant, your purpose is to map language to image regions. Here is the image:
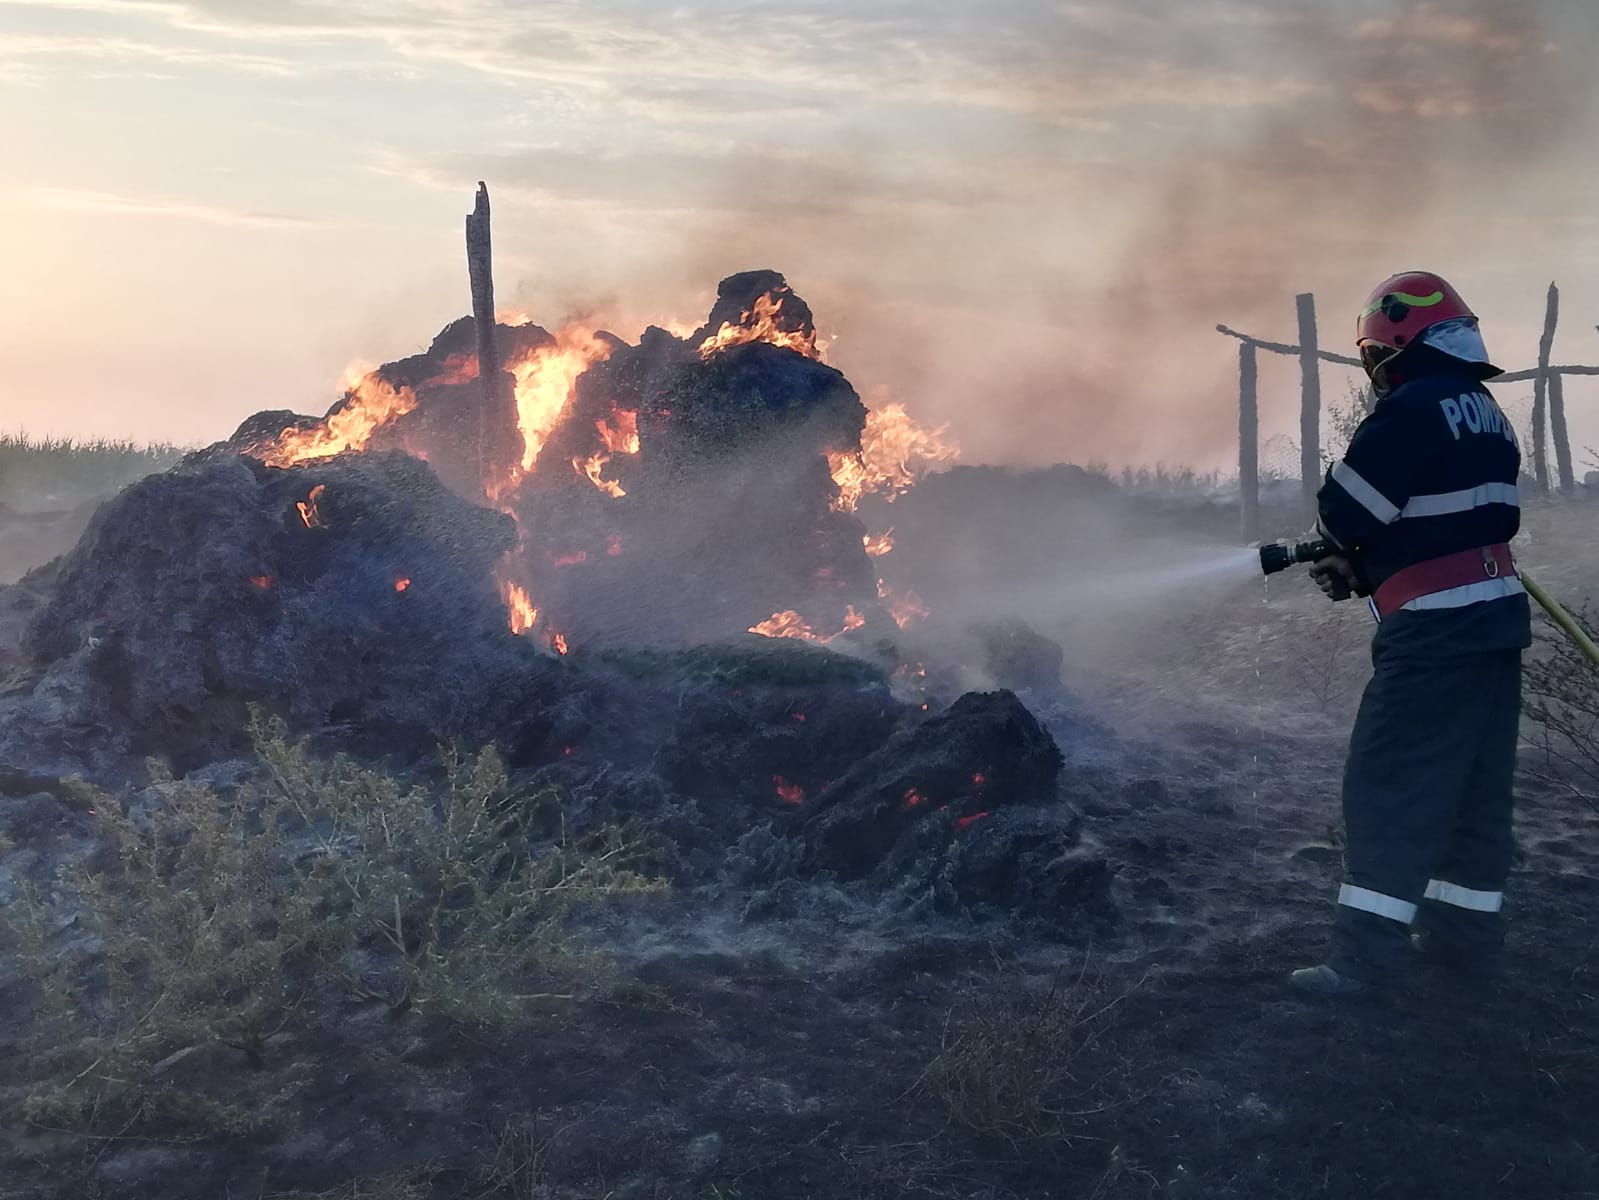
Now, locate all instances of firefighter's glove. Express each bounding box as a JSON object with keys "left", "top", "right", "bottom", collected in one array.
[{"left": 1309, "top": 555, "right": 1360, "bottom": 603}]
